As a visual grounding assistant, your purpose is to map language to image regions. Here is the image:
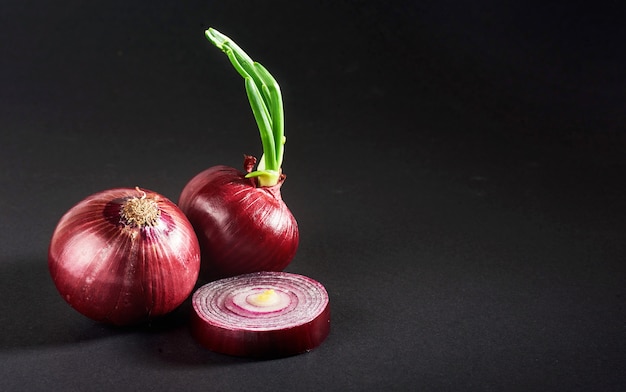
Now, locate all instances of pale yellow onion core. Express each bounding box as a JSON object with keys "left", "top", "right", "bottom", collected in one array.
[{"left": 246, "top": 289, "right": 279, "bottom": 307}]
